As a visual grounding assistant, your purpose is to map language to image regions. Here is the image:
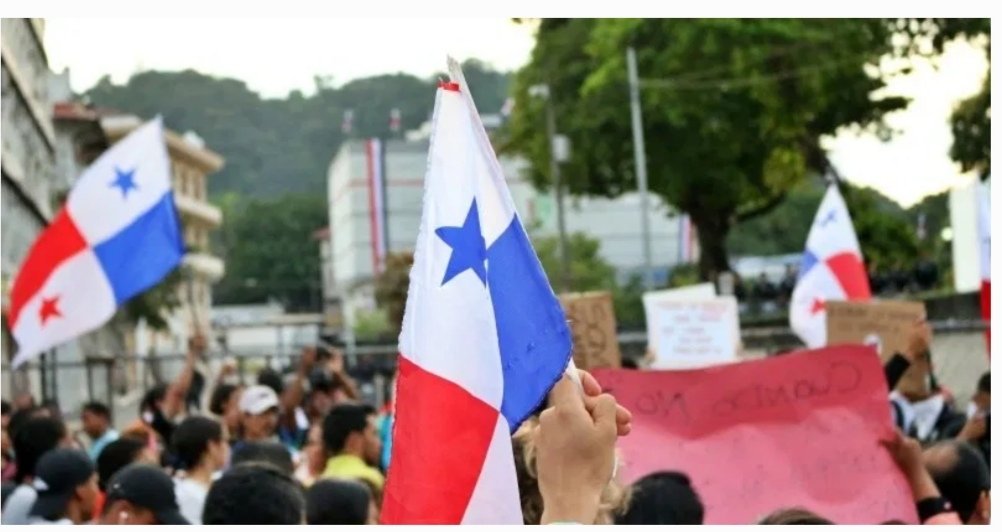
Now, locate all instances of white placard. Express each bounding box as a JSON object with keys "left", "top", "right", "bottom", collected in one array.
[{"left": 644, "top": 294, "right": 739, "bottom": 369}]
